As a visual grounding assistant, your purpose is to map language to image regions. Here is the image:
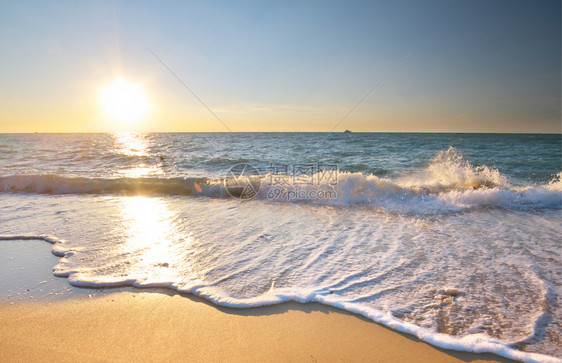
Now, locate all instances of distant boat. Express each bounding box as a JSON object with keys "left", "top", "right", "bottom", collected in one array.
[{"left": 343, "top": 130, "right": 352, "bottom": 134}]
